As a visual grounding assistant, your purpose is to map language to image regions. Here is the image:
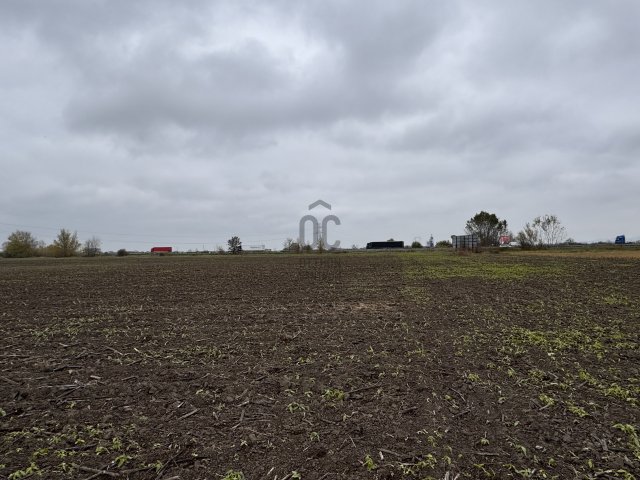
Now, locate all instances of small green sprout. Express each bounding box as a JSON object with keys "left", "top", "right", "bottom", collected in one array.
[{"left": 363, "top": 453, "right": 377, "bottom": 471}]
